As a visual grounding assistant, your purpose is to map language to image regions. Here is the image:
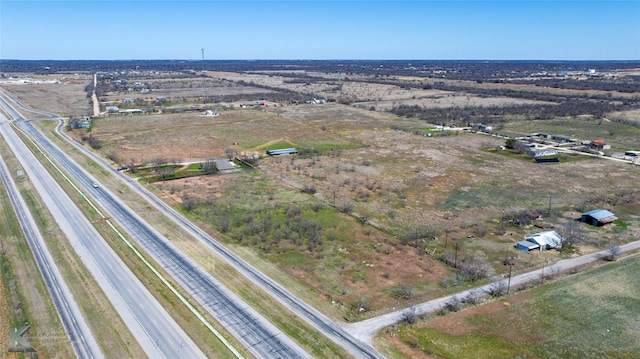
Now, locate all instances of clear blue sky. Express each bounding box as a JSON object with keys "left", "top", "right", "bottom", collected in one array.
[{"left": 1, "top": 1, "right": 639, "bottom": 60}]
